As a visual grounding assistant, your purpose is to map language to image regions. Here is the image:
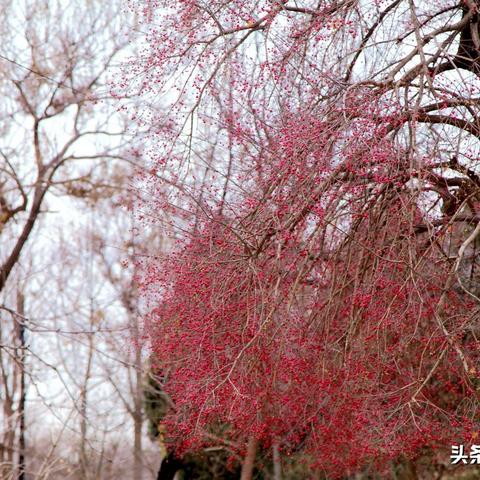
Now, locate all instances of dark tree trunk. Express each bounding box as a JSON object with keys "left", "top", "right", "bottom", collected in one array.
[
  {"left": 434, "top": 4, "right": 480, "bottom": 76},
  {"left": 17, "top": 292, "right": 26, "bottom": 480},
  {"left": 156, "top": 454, "right": 183, "bottom": 480}
]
